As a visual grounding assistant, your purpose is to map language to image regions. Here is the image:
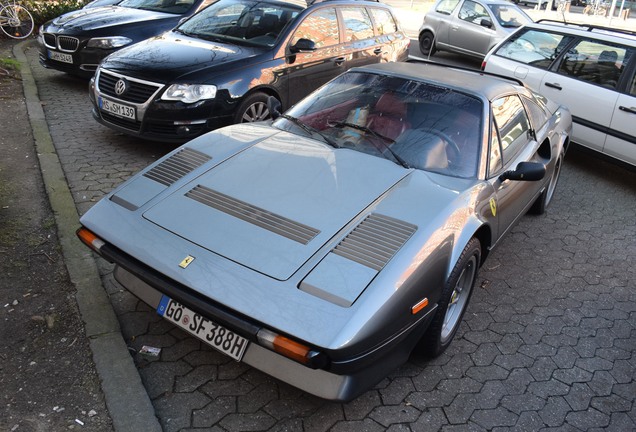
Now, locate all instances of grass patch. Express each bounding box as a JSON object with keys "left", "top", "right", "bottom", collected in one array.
[{"left": 0, "top": 57, "right": 20, "bottom": 72}]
